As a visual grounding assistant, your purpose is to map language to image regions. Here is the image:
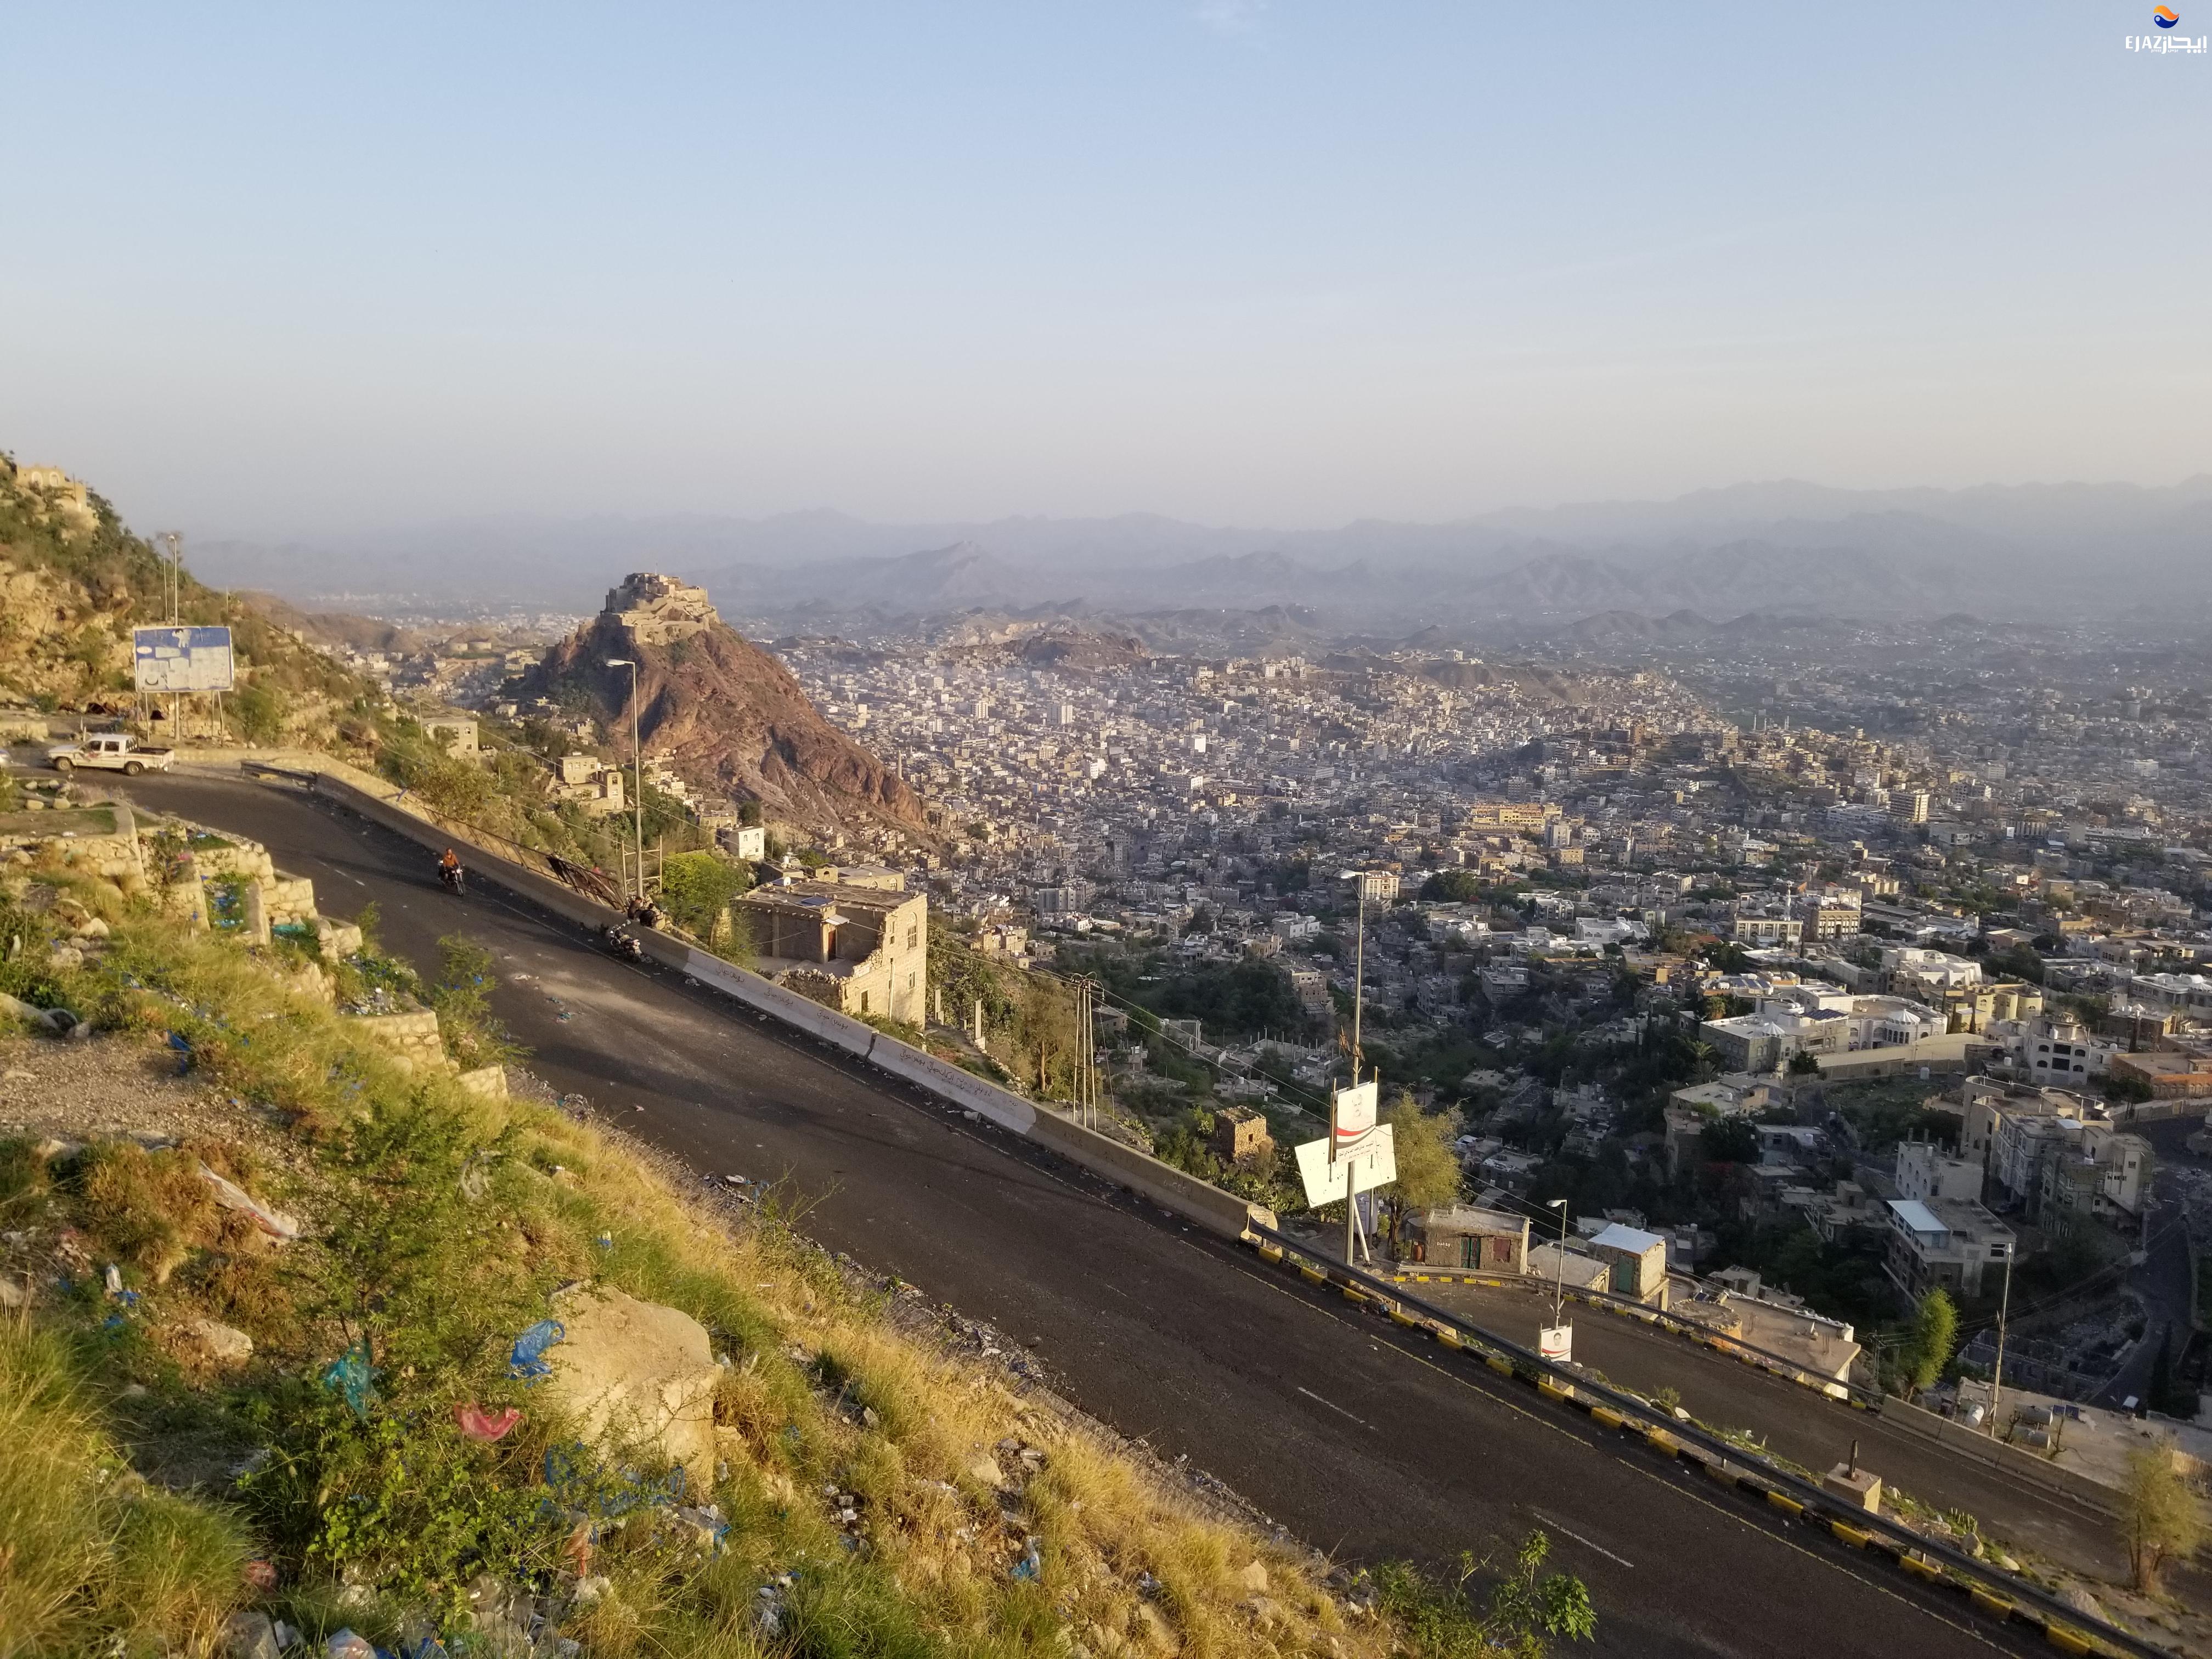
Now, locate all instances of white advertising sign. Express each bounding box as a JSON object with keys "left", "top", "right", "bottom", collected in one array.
[
  {"left": 1538, "top": 1324, "right": 1573, "bottom": 1364},
  {"left": 133, "top": 626, "right": 235, "bottom": 693},
  {"left": 1331, "top": 1079, "right": 1378, "bottom": 1150},
  {"left": 1295, "top": 1122, "right": 1396, "bottom": 1209}
]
